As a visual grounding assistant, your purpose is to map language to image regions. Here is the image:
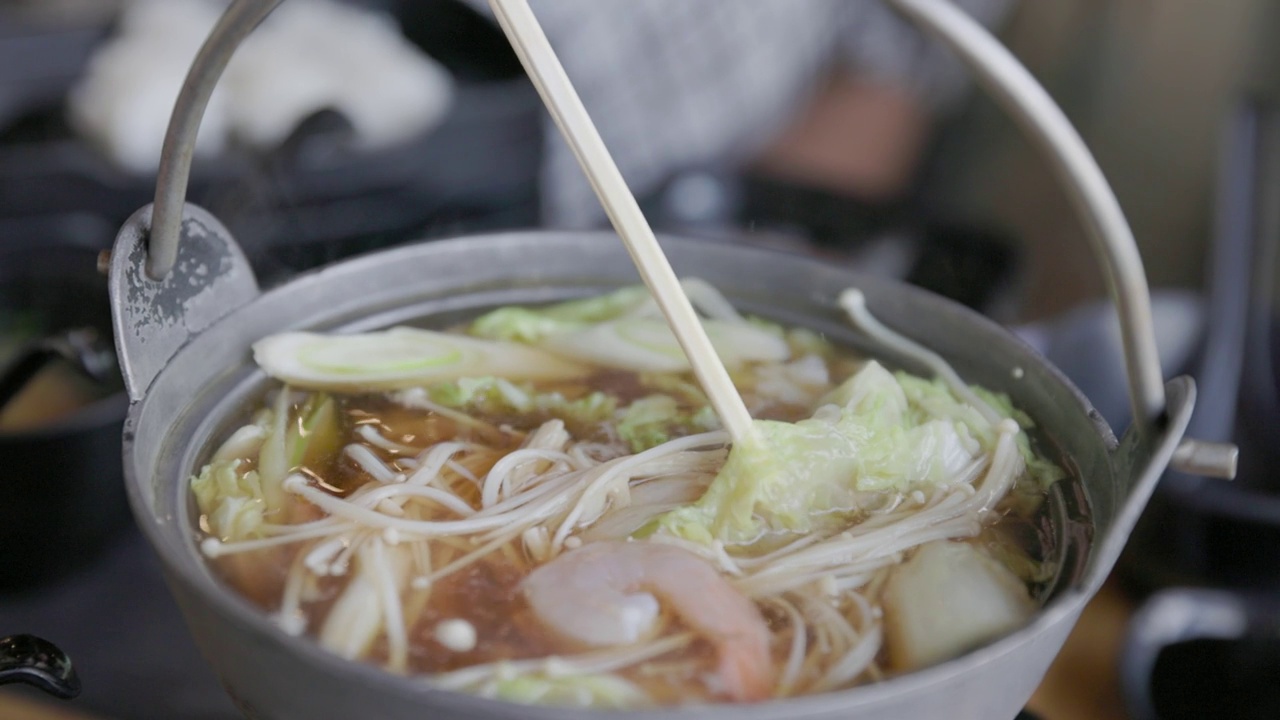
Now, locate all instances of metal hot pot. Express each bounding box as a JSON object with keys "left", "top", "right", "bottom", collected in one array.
[{"left": 106, "top": 0, "right": 1237, "bottom": 718}]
